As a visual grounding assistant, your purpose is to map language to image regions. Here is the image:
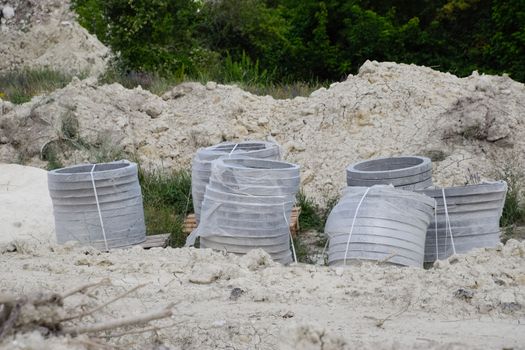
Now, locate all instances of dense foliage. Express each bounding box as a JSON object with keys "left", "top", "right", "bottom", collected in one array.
[{"left": 72, "top": 0, "right": 525, "bottom": 83}]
